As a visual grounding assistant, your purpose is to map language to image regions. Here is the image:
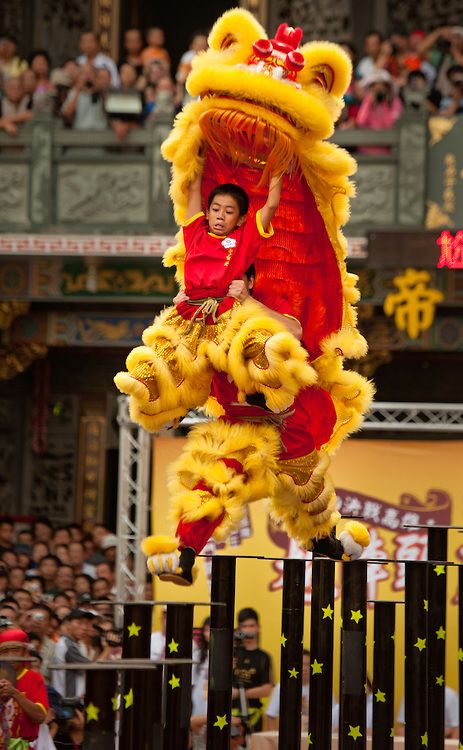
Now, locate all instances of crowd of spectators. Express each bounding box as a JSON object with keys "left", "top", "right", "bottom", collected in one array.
[
  {"left": 0, "top": 23, "right": 462, "bottom": 143},
  {"left": 0, "top": 26, "right": 207, "bottom": 139},
  {"left": 0, "top": 515, "right": 129, "bottom": 748}
]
